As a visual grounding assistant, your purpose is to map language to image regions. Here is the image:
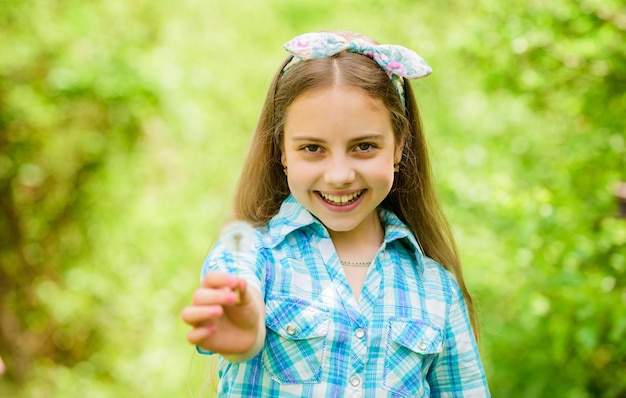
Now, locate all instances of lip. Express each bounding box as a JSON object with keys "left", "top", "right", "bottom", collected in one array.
[{"left": 316, "top": 190, "right": 365, "bottom": 211}]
